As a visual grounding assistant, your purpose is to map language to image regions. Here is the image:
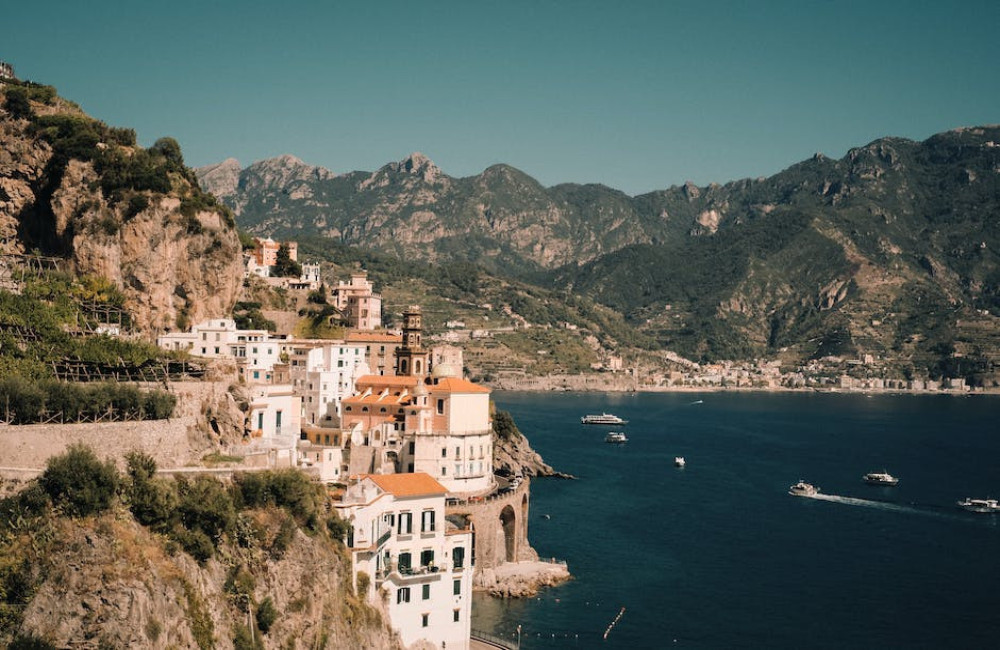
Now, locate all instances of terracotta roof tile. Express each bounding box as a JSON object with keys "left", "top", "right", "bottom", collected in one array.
[
  {"left": 366, "top": 472, "right": 448, "bottom": 497},
  {"left": 430, "top": 377, "right": 491, "bottom": 394}
]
